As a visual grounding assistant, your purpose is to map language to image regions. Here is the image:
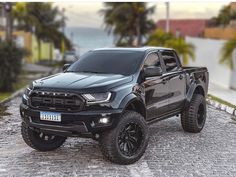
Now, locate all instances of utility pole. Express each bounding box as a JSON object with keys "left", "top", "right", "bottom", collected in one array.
[
  {"left": 4, "top": 2, "right": 12, "bottom": 41},
  {"left": 0, "top": 4, "right": 5, "bottom": 31},
  {"left": 165, "top": 2, "right": 170, "bottom": 33}
]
